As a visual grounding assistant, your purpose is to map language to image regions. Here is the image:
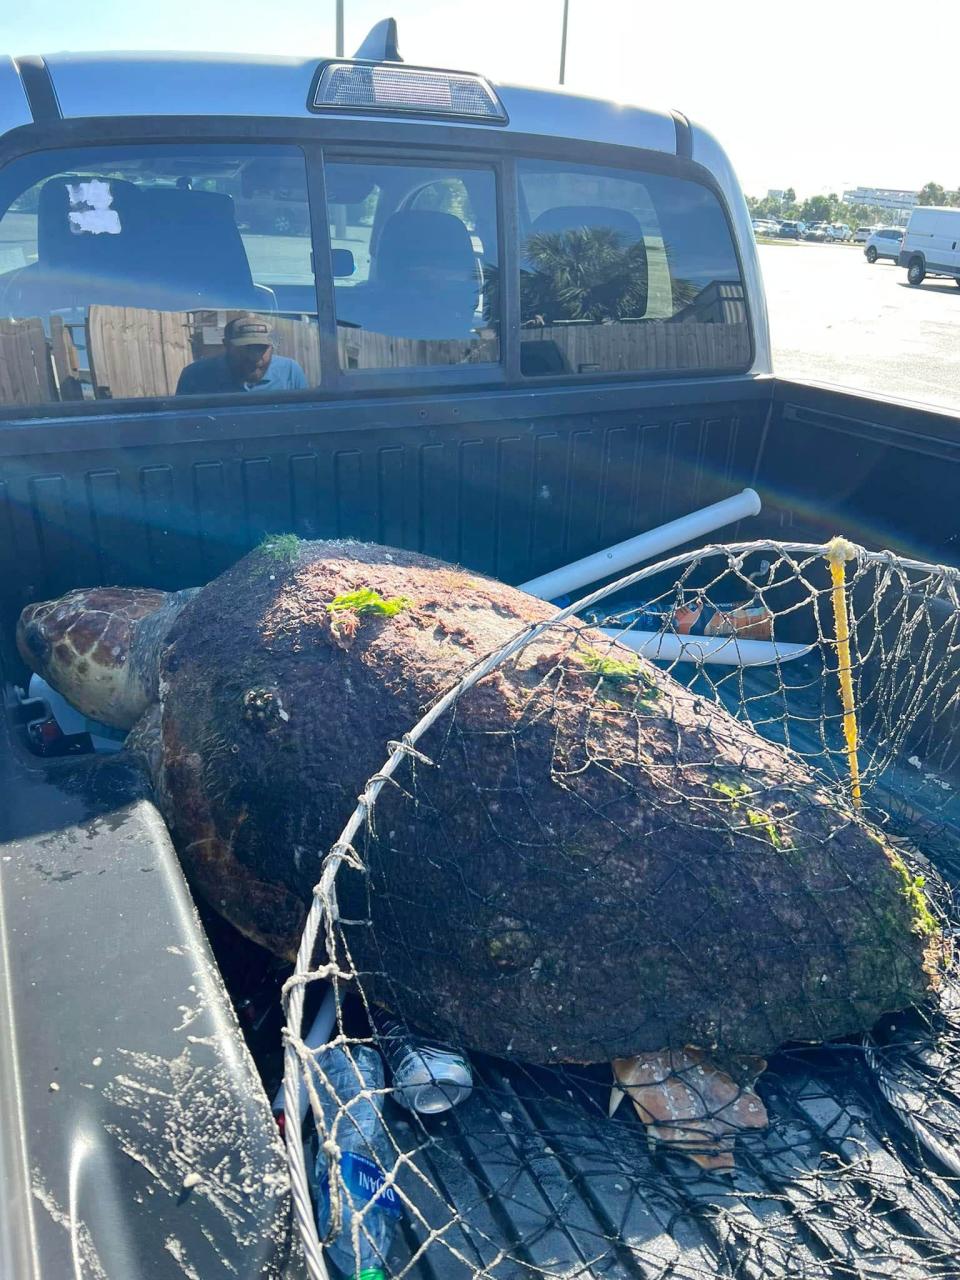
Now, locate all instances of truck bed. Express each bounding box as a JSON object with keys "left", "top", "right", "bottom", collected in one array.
[{"left": 3, "top": 375, "right": 960, "bottom": 1276}]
